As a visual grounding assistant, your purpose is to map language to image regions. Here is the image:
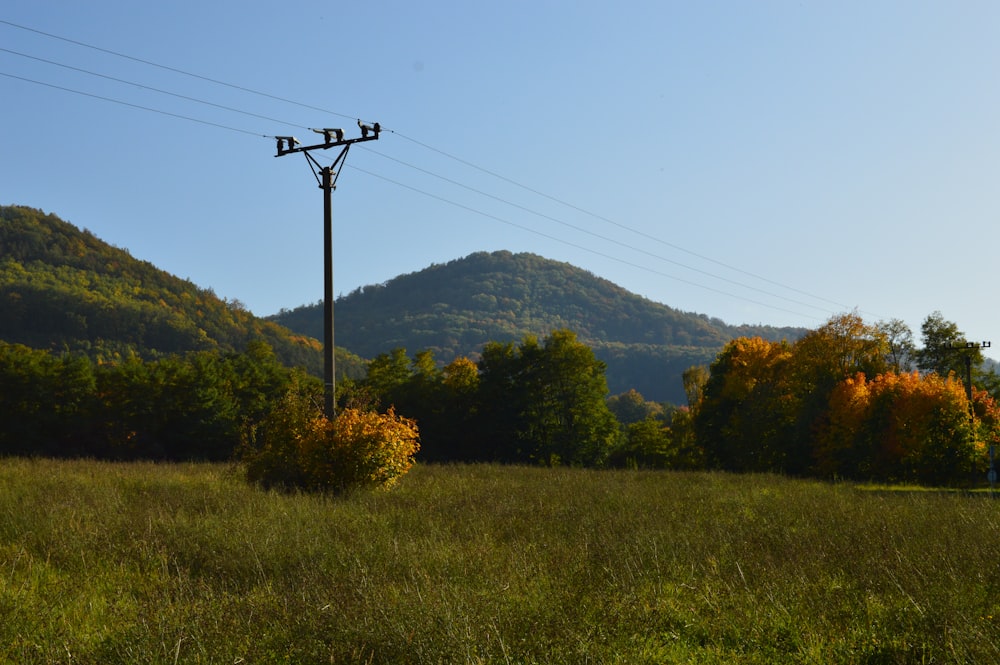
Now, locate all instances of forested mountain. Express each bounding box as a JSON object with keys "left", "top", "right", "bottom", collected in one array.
[
  {"left": 2, "top": 205, "right": 804, "bottom": 404},
  {"left": 0, "top": 205, "right": 363, "bottom": 377},
  {"left": 272, "top": 251, "right": 805, "bottom": 403}
]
